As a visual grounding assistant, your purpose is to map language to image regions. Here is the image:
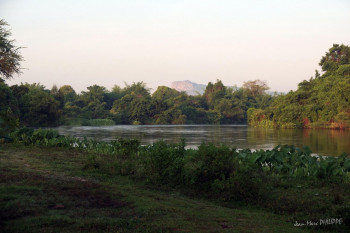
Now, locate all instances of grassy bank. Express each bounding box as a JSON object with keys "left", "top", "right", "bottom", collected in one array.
[
  {"left": 1, "top": 128, "right": 350, "bottom": 232},
  {"left": 0, "top": 144, "right": 312, "bottom": 233}
]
